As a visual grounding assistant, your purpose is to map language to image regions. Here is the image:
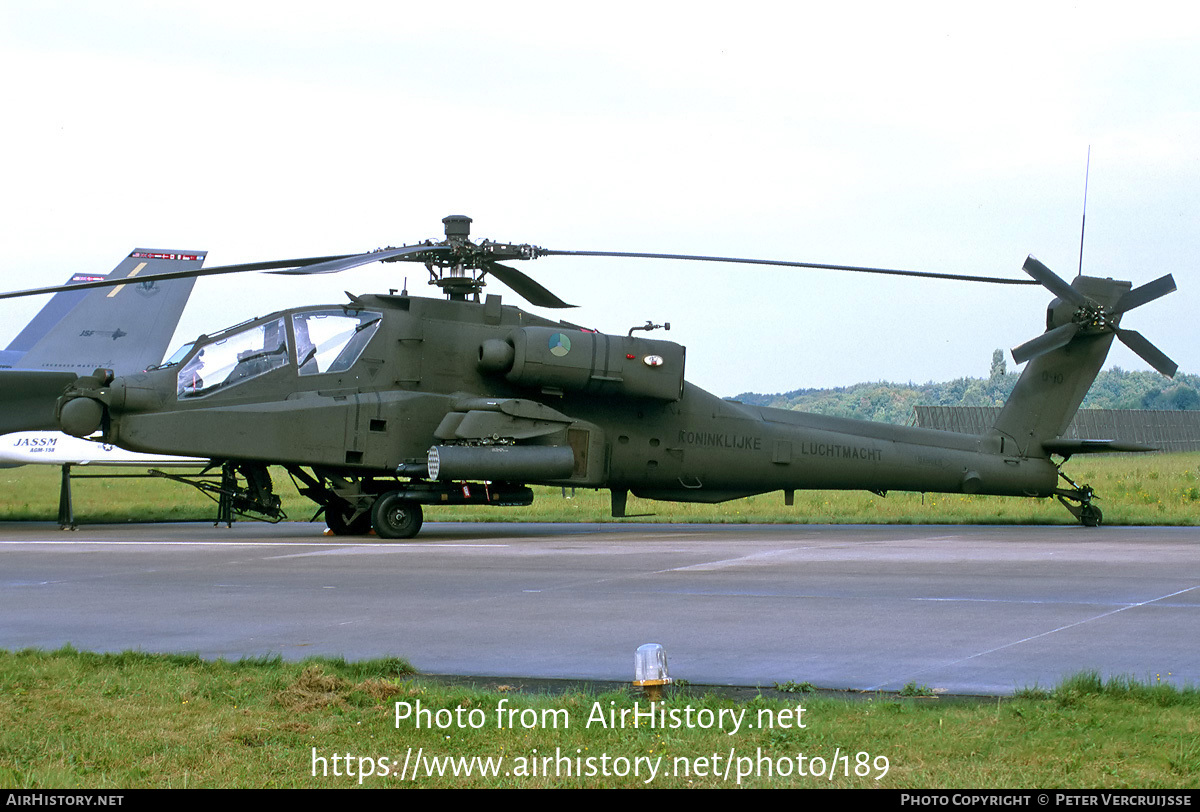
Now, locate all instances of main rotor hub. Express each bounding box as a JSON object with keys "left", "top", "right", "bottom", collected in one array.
[
  {"left": 442, "top": 214, "right": 472, "bottom": 242},
  {"left": 379, "top": 215, "right": 542, "bottom": 301}
]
